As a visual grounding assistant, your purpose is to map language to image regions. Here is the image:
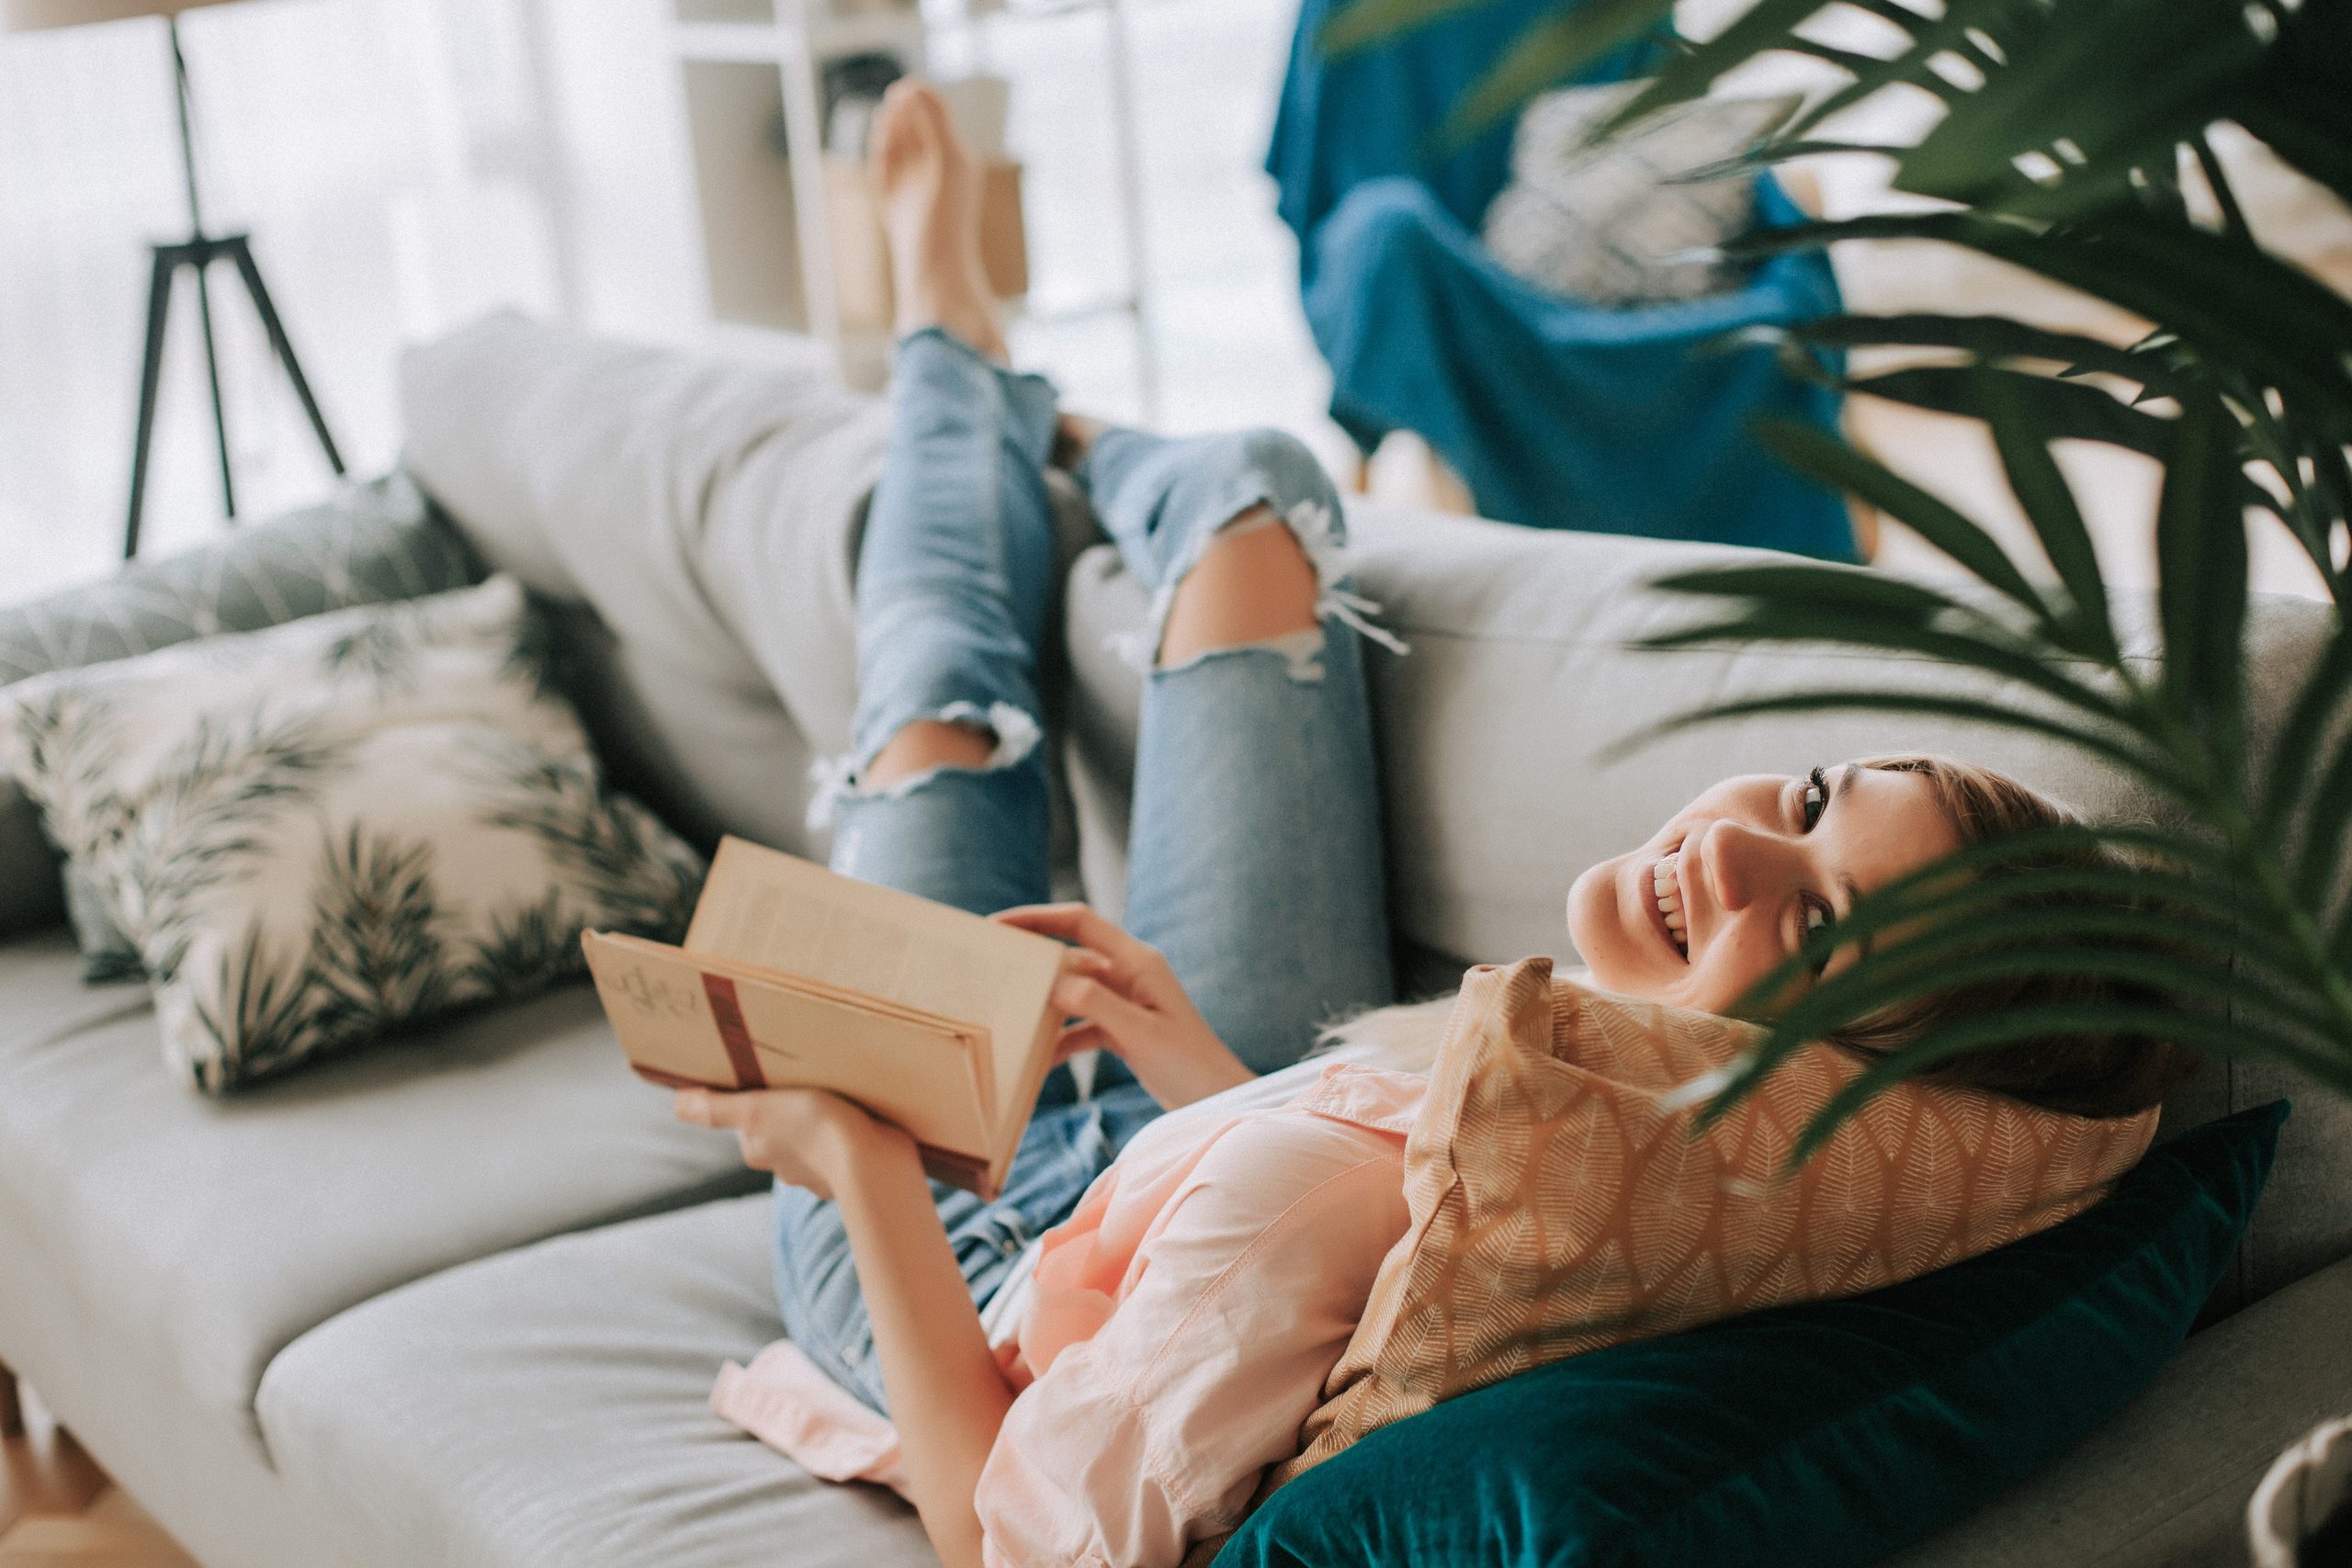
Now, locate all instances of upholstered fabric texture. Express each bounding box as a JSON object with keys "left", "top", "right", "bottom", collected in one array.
[
  {"left": 1480, "top": 81, "right": 1798, "bottom": 306},
  {"left": 1215, "top": 1100, "right": 2287, "bottom": 1568},
  {"left": 0, "top": 576, "right": 705, "bottom": 1090},
  {"left": 0, "top": 474, "right": 483, "bottom": 953},
  {"left": 1265, "top": 956, "right": 2161, "bottom": 1490}
]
